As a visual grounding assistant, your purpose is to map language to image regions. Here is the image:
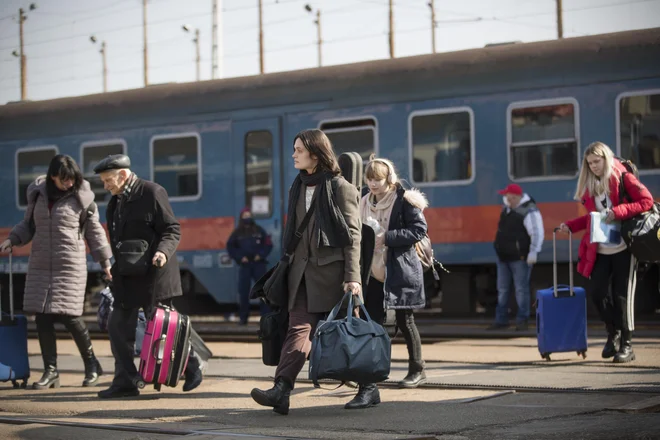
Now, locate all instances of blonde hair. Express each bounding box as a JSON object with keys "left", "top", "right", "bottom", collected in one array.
[
  {"left": 364, "top": 154, "right": 398, "bottom": 187},
  {"left": 574, "top": 141, "right": 615, "bottom": 200}
]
